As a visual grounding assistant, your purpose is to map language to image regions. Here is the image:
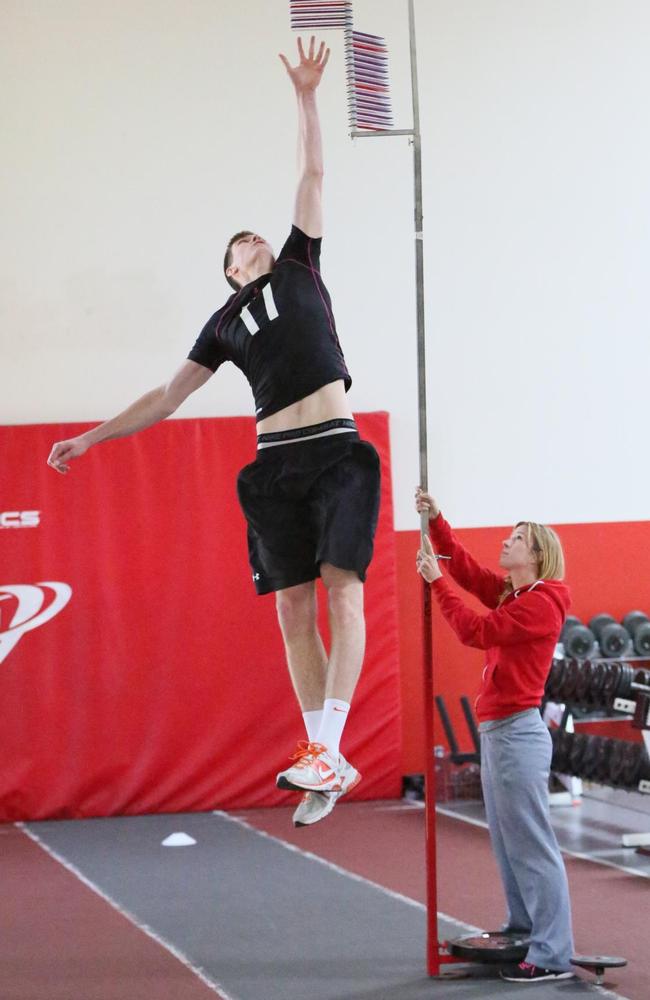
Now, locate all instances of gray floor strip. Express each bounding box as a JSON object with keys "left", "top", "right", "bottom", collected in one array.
[{"left": 25, "top": 812, "right": 627, "bottom": 1000}]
